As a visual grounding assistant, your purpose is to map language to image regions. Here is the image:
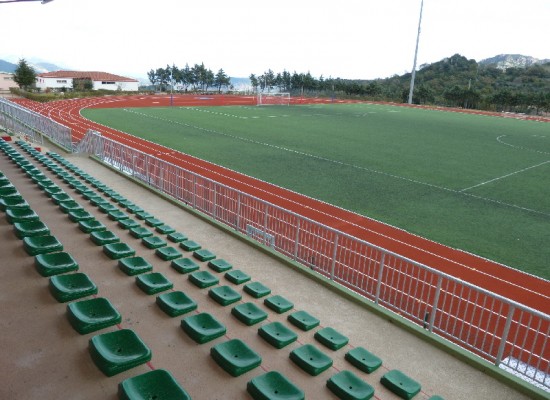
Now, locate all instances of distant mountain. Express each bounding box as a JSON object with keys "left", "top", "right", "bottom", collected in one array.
[
  {"left": 479, "top": 54, "right": 550, "bottom": 70},
  {"left": 31, "top": 62, "right": 64, "bottom": 73},
  {"left": 0, "top": 59, "right": 17, "bottom": 73},
  {"left": 0, "top": 58, "right": 64, "bottom": 74},
  {"left": 230, "top": 77, "right": 250, "bottom": 90}
]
